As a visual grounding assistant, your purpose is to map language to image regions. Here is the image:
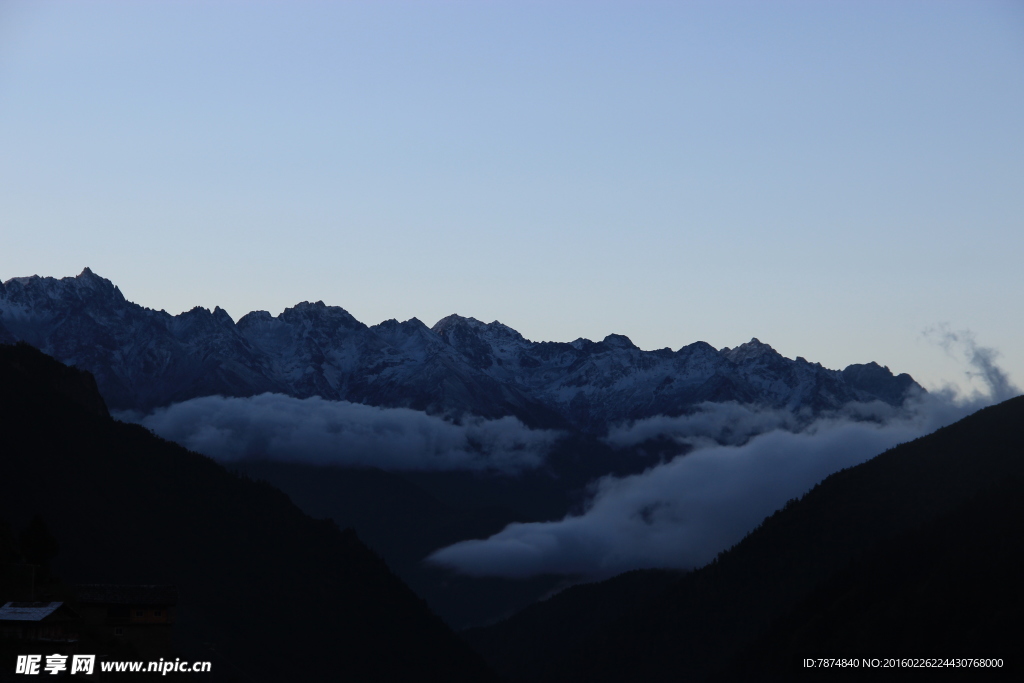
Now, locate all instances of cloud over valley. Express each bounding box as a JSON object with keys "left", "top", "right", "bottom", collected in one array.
[
  {"left": 123, "top": 393, "right": 560, "bottom": 473},
  {"left": 428, "top": 335, "right": 1020, "bottom": 579}
]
